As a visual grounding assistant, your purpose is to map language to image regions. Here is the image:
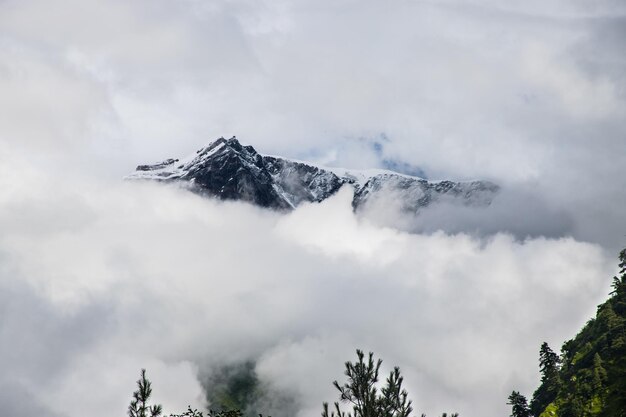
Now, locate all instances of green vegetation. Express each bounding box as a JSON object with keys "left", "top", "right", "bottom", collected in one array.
[
  {"left": 129, "top": 369, "right": 163, "bottom": 417},
  {"left": 130, "top": 351, "right": 458, "bottom": 417},
  {"left": 128, "top": 369, "right": 260, "bottom": 417},
  {"left": 508, "top": 391, "right": 530, "bottom": 417},
  {"left": 322, "top": 350, "right": 457, "bottom": 417},
  {"left": 321, "top": 350, "right": 413, "bottom": 417},
  {"left": 510, "top": 248, "right": 626, "bottom": 417},
  {"left": 200, "top": 361, "right": 260, "bottom": 413},
  {"left": 169, "top": 406, "right": 243, "bottom": 417},
  {"left": 130, "top": 249, "right": 626, "bottom": 417}
]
